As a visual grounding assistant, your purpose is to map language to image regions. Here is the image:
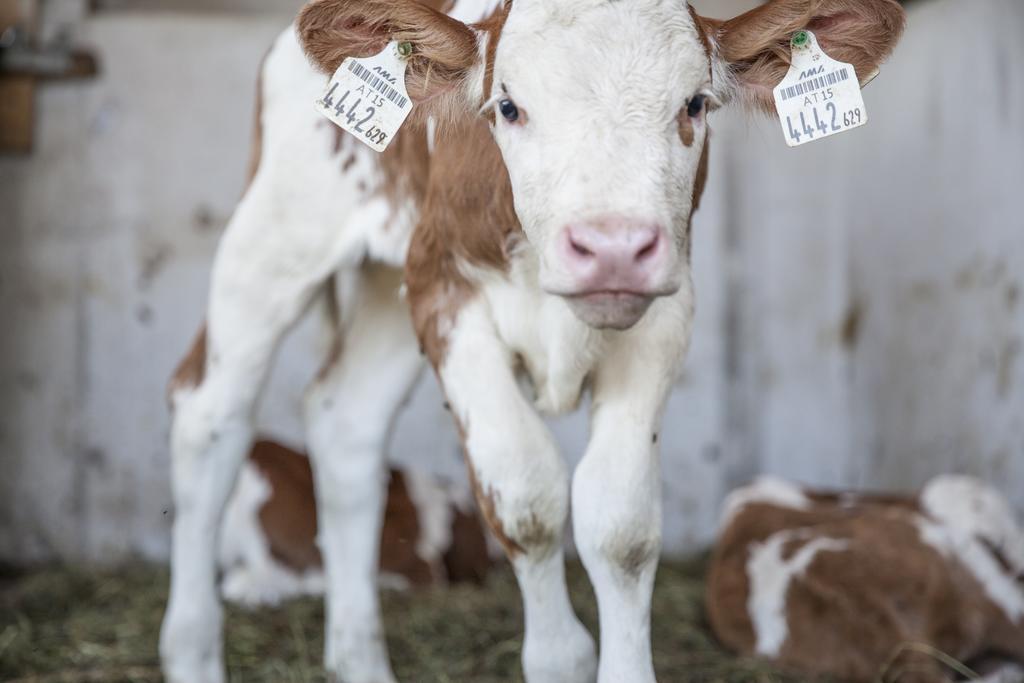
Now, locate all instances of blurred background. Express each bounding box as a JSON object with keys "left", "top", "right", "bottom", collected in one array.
[{"left": 0, "top": 0, "right": 1021, "bottom": 568}]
